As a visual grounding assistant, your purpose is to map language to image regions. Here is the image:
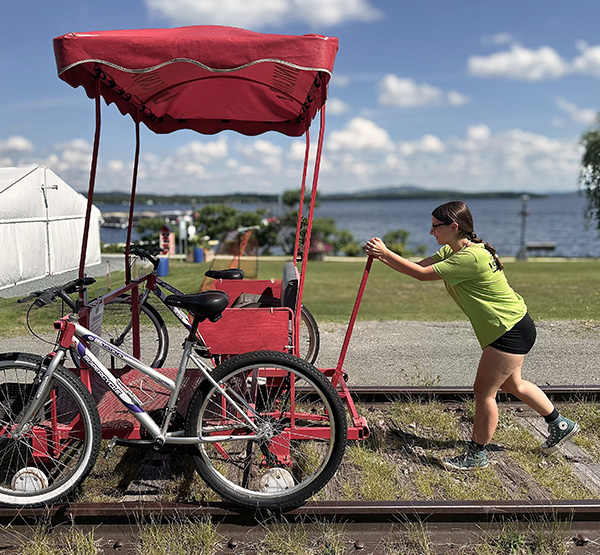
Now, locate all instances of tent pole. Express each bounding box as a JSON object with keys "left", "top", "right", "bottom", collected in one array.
[
  {"left": 78, "top": 83, "right": 101, "bottom": 280},
  {"left": 124, "top": 120, "right": 141, "bottom": 284}
]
